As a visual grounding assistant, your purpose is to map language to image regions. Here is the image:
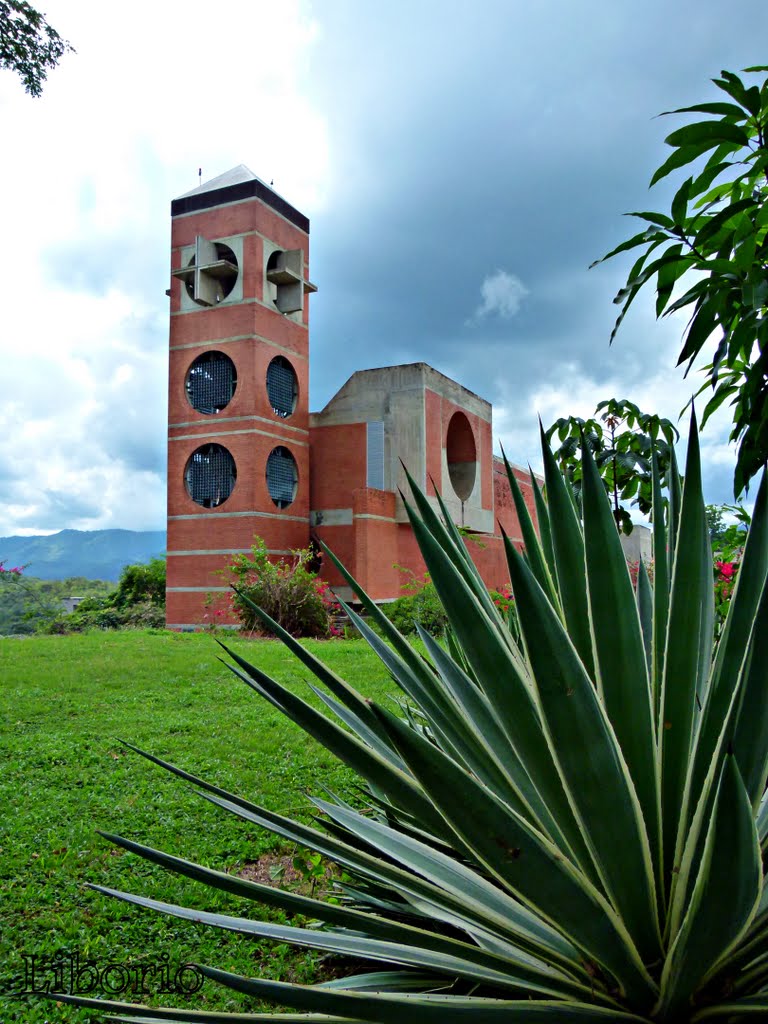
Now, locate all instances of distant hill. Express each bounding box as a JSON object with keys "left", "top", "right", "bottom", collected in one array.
[{"left": 0, "top": 529, "right": 167, "bottom": 582}]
